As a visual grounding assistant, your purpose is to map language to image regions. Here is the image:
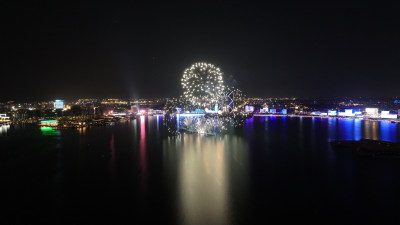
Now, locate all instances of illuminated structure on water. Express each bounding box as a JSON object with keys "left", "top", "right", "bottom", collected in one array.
[{"left": 40, "top": 120, "right": 58, "bottom": 127}]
